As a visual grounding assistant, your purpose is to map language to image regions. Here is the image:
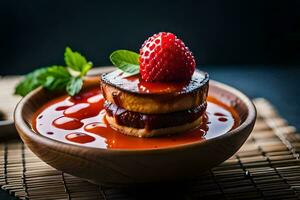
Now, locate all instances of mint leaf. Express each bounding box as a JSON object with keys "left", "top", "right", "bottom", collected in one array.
[
  {"left": 15, "top": 68, "right": 48, "bottom": 96},
  {"left": 42, "top": 66, "right": 70, "bottom": 91},
  {"left": 15, "top": 66, "right": 70, "bottom": 96},
  {"left": 80, "top": 62, "right": 93, "bottom": 76},
  {"left": 64, "top": 47, "right": 93, "bottom": 76},
  {"left": 47, "top": 66, "right": 70, "bottom": 78},
  {"left": 66, "top": 77, "right": 83, "bottom": 96},
  {"left": 110, "top": 50, "right": 139, "bottom": 76},
  {"left": 64, "top": 47, "right": 87, "bottom": 71},
  {"left": 15, "top": 47, "right": 93, "bottom": 97}
]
